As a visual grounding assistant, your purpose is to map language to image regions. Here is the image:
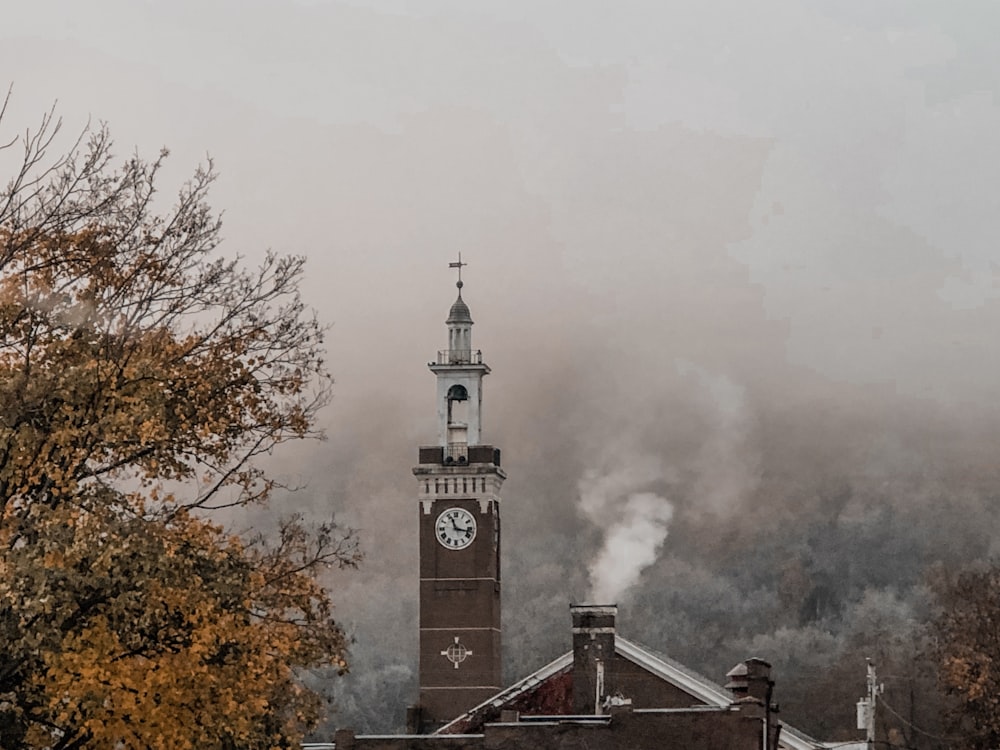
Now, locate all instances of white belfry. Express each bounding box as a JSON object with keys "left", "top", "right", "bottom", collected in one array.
[{"left": 431, "top": 271, "right": 489, "bottom": 452}]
